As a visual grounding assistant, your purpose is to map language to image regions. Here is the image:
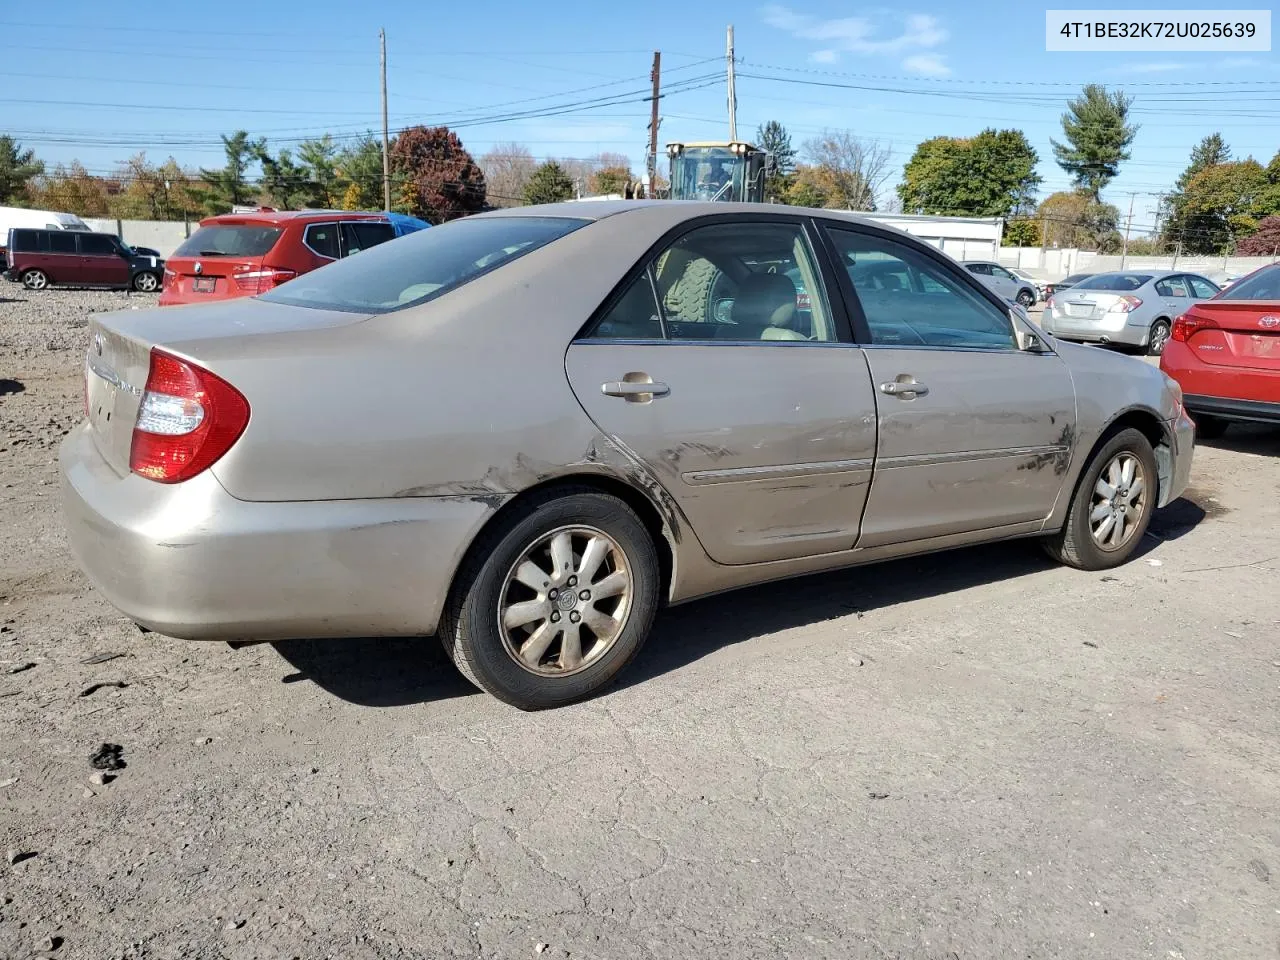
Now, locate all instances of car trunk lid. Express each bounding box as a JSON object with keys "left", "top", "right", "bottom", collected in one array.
[
  {"left": 1060, "top": 291, "right": 1123, "bottom": 320},
  {"left": 1180, "top": 302, "right": 1280, "bottom": 370},
  {"left": 83, "top": 298, "right": 372, "bottom": 477}
]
